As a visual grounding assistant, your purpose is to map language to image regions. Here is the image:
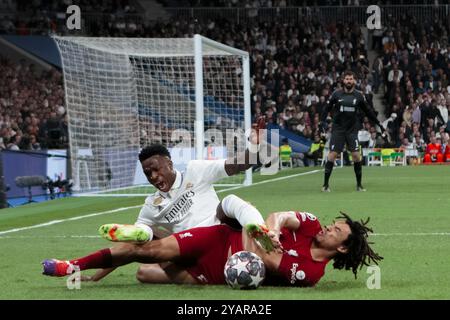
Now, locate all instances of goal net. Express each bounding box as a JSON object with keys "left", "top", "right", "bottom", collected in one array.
[{"left": 53, "top": 35, "right": 252, "bottom": 196}]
